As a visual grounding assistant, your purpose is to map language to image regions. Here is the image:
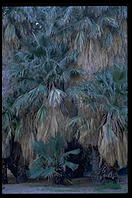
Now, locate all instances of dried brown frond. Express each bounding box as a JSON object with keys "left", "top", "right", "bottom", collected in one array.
[{"left": 98, "top": 114, "right": 127, "bottom": 168}]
